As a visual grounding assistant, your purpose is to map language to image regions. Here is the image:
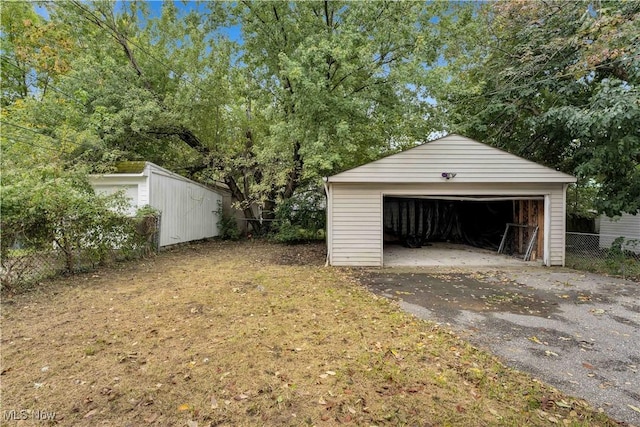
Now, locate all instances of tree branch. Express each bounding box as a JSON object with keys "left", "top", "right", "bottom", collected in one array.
[{"left": 147, "top": 126, "right": 208, "bottom": 154}]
